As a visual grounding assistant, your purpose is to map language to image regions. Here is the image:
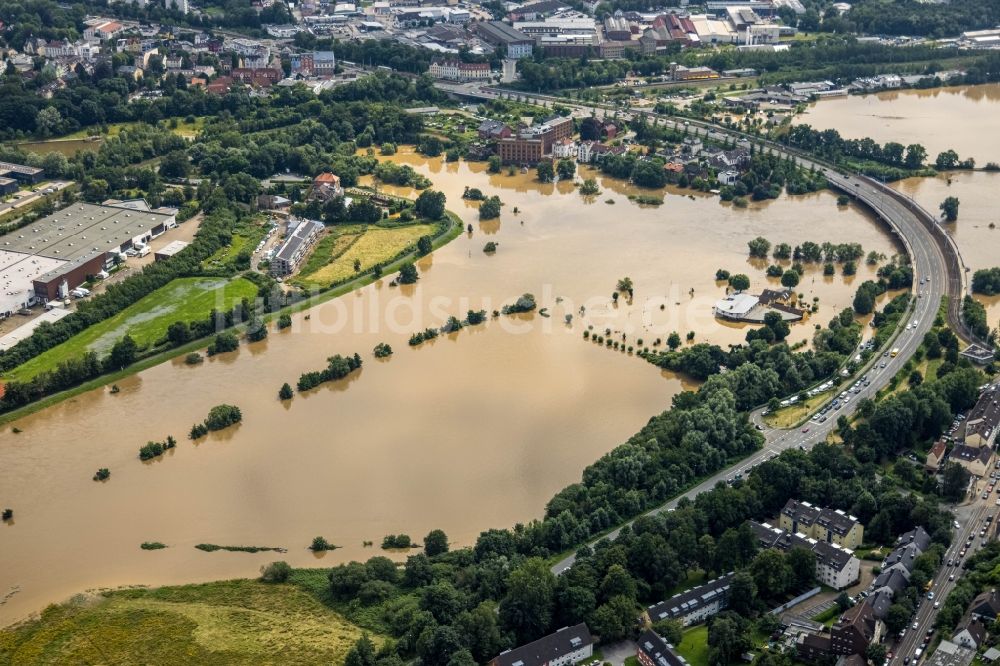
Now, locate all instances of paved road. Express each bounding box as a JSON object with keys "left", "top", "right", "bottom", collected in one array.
[
  {"left": 443, "top": 88, "right": 969, "bottom": 575},
  {"left": 891, "top": 488, "right": 995, "bottom": 665}
]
